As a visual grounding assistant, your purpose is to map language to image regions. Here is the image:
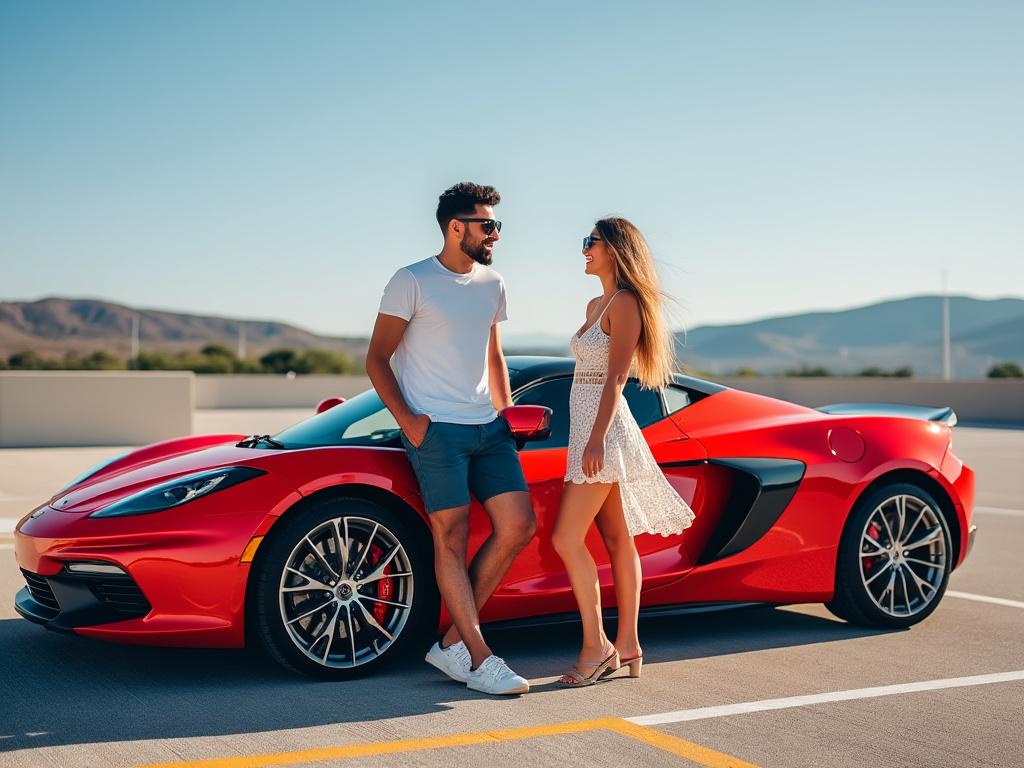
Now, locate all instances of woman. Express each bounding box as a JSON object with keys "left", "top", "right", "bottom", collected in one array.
[{"left": 552, "top": 216, "right": 695, "bottom": 687}]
